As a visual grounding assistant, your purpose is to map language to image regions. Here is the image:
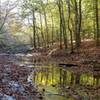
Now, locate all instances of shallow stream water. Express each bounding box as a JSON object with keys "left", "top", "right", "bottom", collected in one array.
[{"left": 28, "top": 65, "right": 100, "bottom": 100}]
